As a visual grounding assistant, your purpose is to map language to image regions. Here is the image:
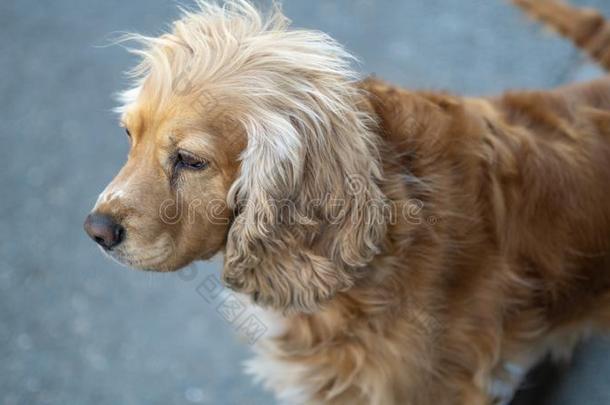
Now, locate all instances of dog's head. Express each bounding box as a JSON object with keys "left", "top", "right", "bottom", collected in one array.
[{"left": 85, "top": 1, "right": 387, "bottom": 312}]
